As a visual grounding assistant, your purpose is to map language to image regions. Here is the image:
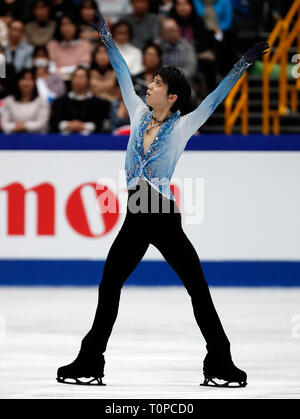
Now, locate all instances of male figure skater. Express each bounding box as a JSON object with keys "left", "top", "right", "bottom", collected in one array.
[{"left": 57, "top": 6, "right": 269, "bottom": 387}]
